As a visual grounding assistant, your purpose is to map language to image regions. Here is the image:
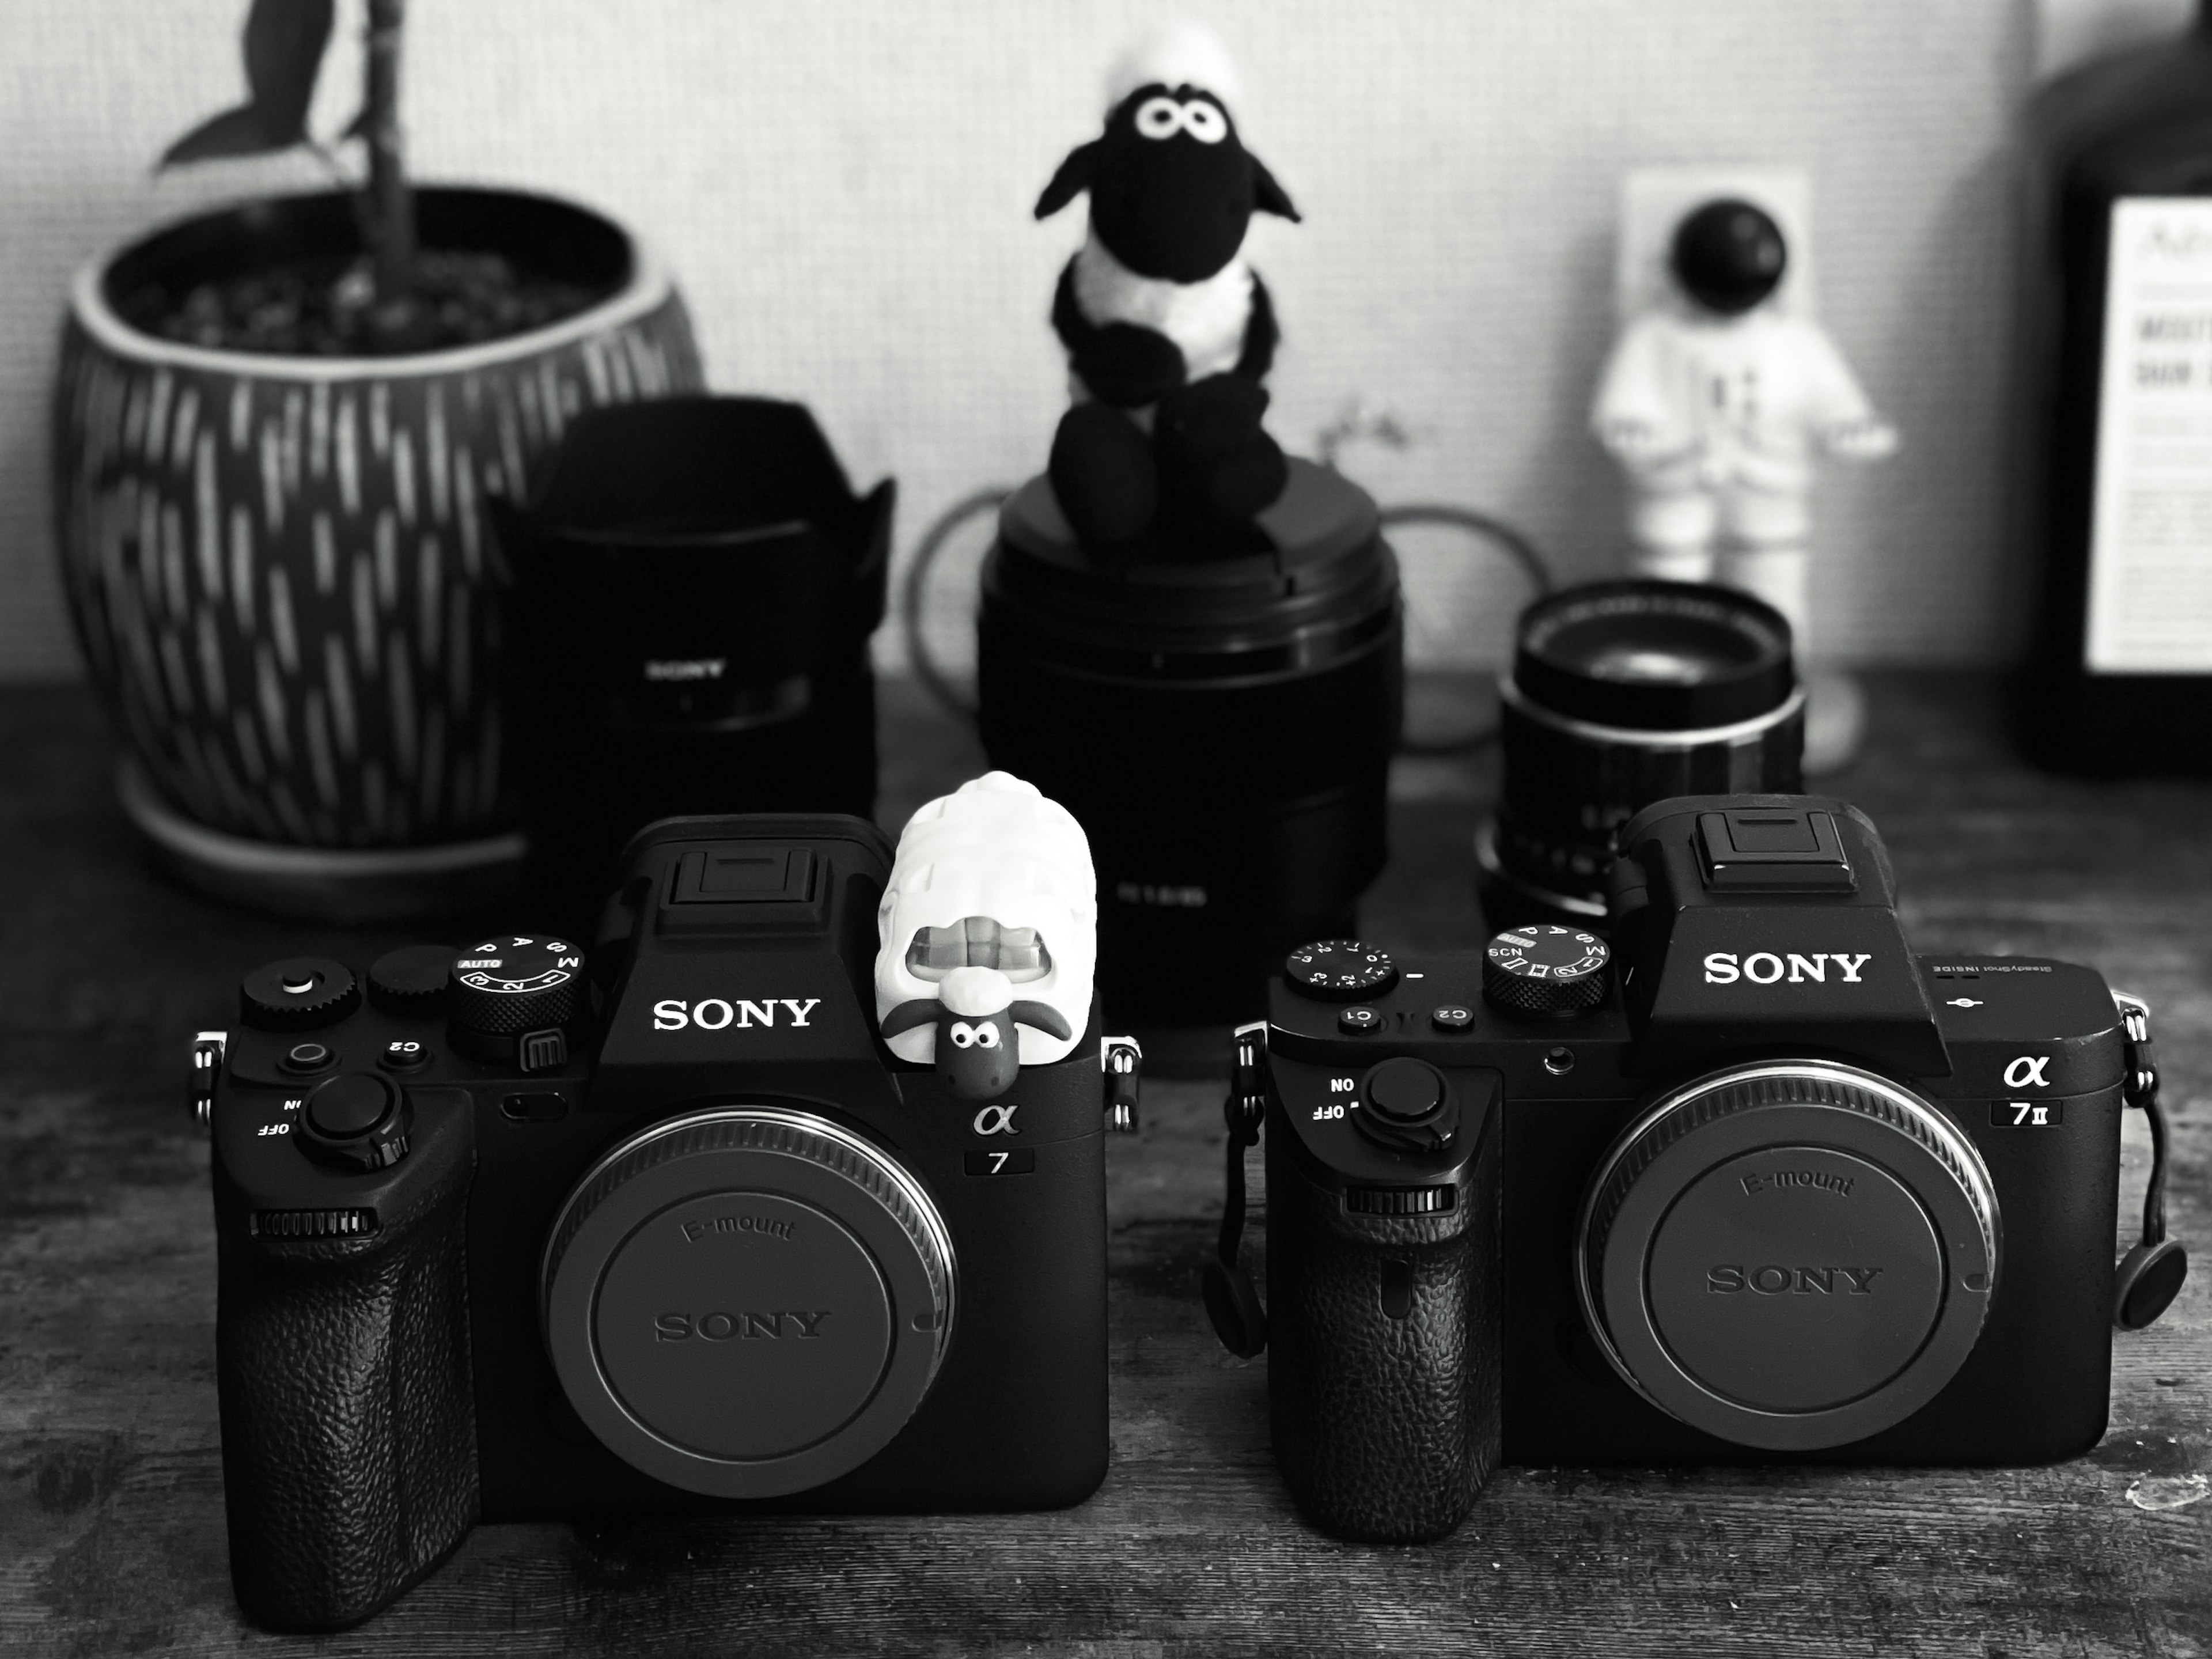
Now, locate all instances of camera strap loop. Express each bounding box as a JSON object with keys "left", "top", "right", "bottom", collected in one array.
[
  {"left": 1203, "top": 1021, "right": 1270, "bottom": 1357},
  {"left": 2113, "top": 992, "right": 2187, "bottom": 1331}
]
